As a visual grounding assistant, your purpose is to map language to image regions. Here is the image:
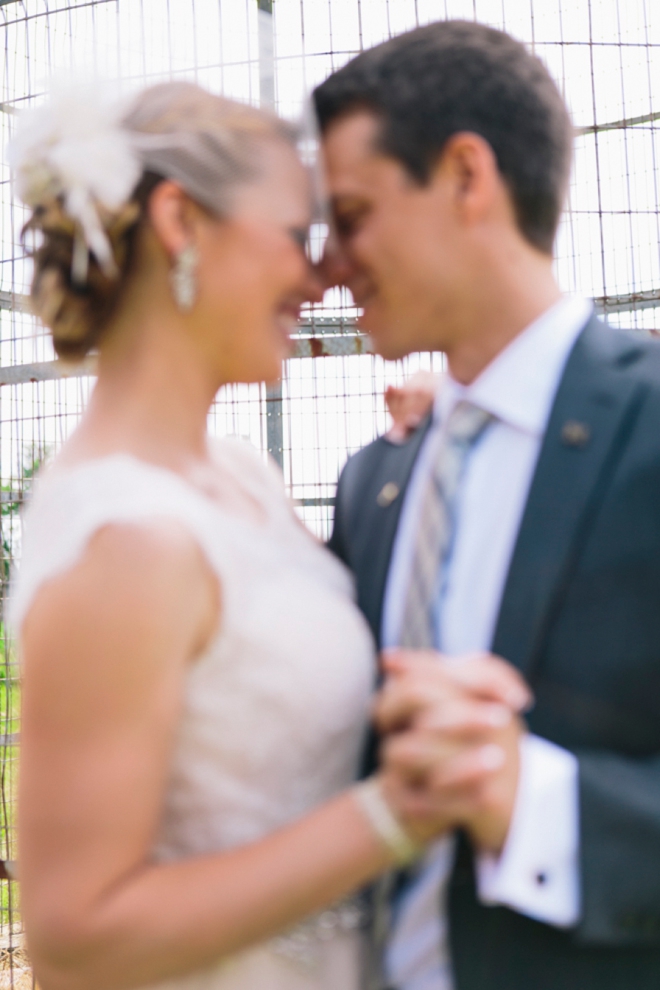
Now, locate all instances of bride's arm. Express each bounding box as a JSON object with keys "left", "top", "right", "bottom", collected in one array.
[{"left": 18, "top": 521, "right": 398, "bottom": 990}]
